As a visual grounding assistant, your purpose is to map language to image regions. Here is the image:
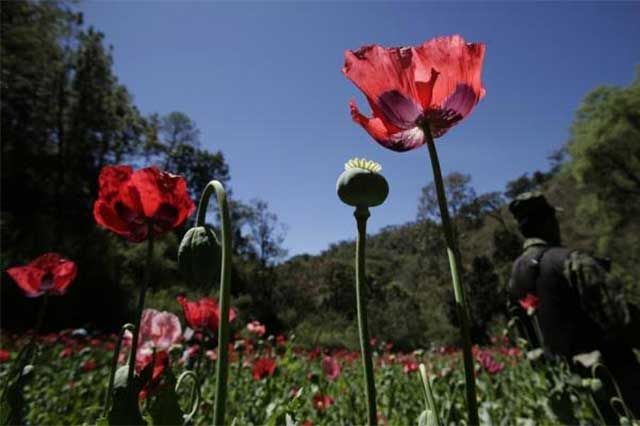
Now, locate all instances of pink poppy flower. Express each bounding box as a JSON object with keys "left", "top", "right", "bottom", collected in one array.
[
  {"left": 125, "top": 309, "right": 182, "bottom": 367},
  {"left": 321, "top": 355, "right": 342, "bottom": 381},
  {"left": 247, "top": 320, "right": 266, "bottom": 337},
  {"left": 343, "top": 35, "right": 486, "bottom": 151}
]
